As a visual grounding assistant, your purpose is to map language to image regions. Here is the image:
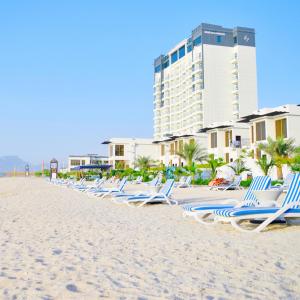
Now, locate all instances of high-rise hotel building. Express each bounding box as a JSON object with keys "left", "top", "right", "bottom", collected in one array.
[{"left": 153, "top": 23, "right": 258, "bottom": 143}]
